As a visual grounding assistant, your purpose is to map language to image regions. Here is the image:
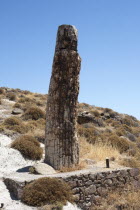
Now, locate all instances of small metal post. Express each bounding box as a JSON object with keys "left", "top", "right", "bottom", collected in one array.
[
  {"left": 106, "top": 157, "right": 110, "bottom": 168},
  {"left": 0, "top": 203, "right": 4, "bottom": 208}
]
